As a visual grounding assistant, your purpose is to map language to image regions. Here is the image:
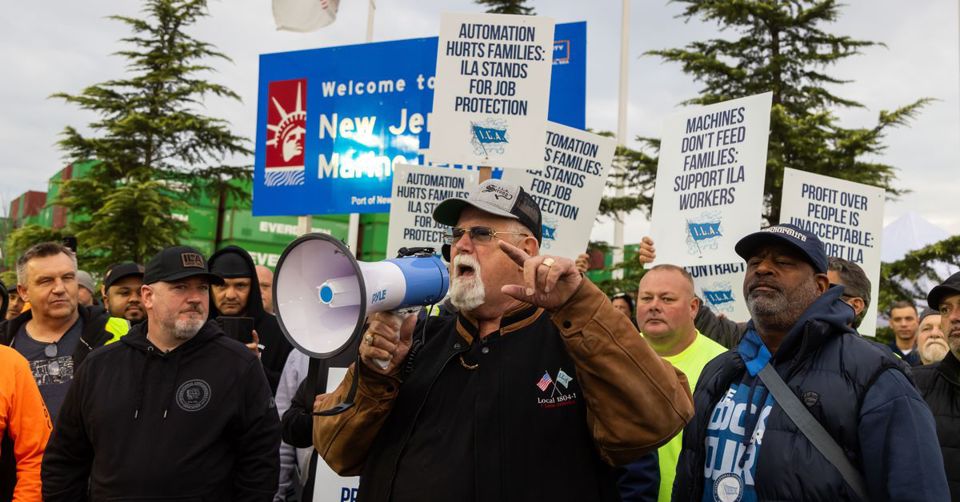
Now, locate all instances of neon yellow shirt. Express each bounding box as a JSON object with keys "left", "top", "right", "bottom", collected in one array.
[{"left": 655, "top": 331, "right": 726, "bottom": 502}]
